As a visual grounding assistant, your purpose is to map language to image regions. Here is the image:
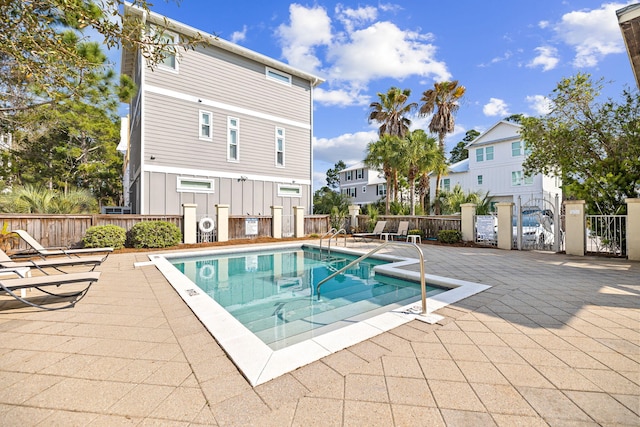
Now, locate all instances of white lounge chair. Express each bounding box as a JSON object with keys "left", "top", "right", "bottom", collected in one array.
[
  {"left": 390, "top": 221, "right": 410, "bottom": 241},
  {"left": 0, "top": 249, "right": 103, "bottom": 273},
  {"left": 352, "top": 220, "right": 387, "bottom": 241},
  {"left": 0, "top": 271, "right": 101, "bottom": 310},
  {"left": 13, "top": 230, "right": 113, "bottom": 261}
]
